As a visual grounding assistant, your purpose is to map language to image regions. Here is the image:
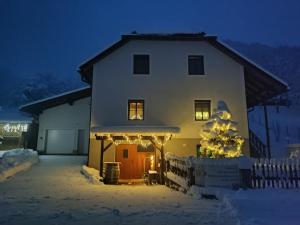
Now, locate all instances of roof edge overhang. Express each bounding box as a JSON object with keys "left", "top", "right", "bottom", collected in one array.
[
  {"left": 91, "top": 126, "right": 180, "bottom": 134},
  {"left": 19, "top": 86, "right": 91, "bottom": 115}
]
